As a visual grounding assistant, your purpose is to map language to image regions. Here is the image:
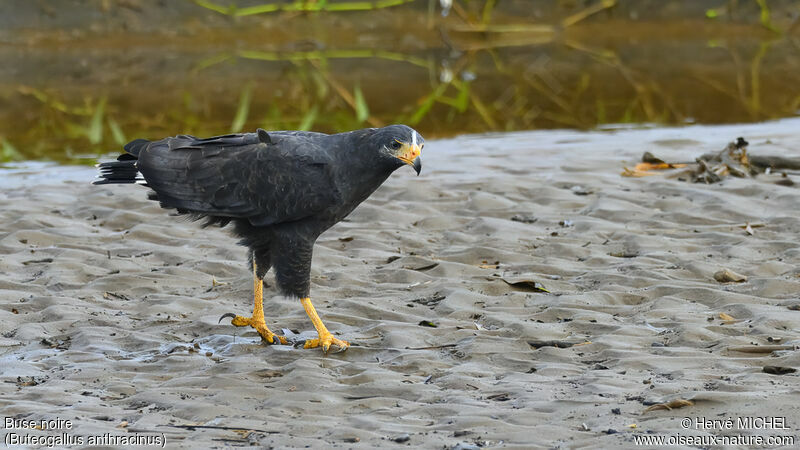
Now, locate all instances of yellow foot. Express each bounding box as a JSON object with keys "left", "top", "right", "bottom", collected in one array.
[
  {"left": 219, "top": 313, "right": 288, "bottom": 345},
  {"left": 303, "top": 331, "right": 349, "bottom": 354}
]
